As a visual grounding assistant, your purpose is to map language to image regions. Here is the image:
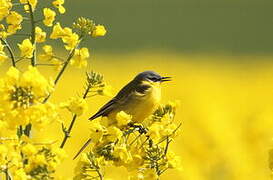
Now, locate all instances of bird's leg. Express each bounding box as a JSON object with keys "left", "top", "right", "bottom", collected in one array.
[{"left": 127, "top": 123, "right": 148, "bottom": 134}]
